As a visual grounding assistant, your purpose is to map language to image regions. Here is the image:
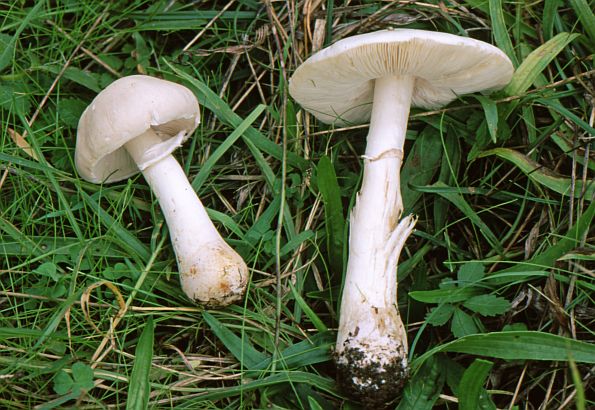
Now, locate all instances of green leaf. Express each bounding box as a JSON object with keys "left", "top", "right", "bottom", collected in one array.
[
  {"left": 474, "top": 96, "right": 499, "bottom": 143},
  {"left": 192, "top": 104, "right": 266, "bottom": 192},
  {"left": 488, "top": 0, "right": 517, "bottom": 65},
  {"left": 457, "top": 262, "right": 485, "bottom": 284},
  {"left": 430, "top": 182, "right": 503, "bottom": 252},
  {"left": 481, "top": 148, "right": 594, "bottom": 199},
  {"left": 401, "top": 127, "right": 443, "bottom": 213},
  {"left": 203, "top": 311, "right": 268, "bottom": 369},
  {"left": 316, "top": 156, "right": 345, "bottom": 275},
  {"left": 71, "top": 362, "right": 94, "bottom": 392},
  {"left": 409, "top": 287, "right": 483, "bottom": 304},
  {"left": 33, "top": 262, "right": 60, "bottom": 282},
  {"left": 249, "top": 332, "right": 334, "bottom": 375},
  {"left": 53, "top": 371, "right": 73, "bottom": 395},
  {"left": 0, "top": 2, "right": 44, "bottom": 72},
  {"left": 57, "top": 98, "right": 87, "bottom": 129},
  {"left": 396, "top": 356, "right": 444, "bottom": 410},
  {"left": 463, "top": 294, "right": 511, "bottom": 316},
  {"left": 458, "top": 359, "right": 495, "bottom": 410},
  {"left": 569, "top": 0, "right": 595, "bottom": 47},
  {"left": 451, "top": 309, "right": 479, "bottom": 338},
  {"left": 414, "top": 331, "right": 595, "bottom": 369},
  {"left": 126, "top": 317, "right": 154, "bottom": 410},
  {"left": 504, "top": 33, "right": 579, "bottom": 96},
  {"left": 79, "top": 191, "right": 151, "bottom": 263},
  {"left": 426, "top": 304, "right": 456, "bottom": 326},
  {"left": 488, "top": 200, "right": 595, "bottom": 284},
  {"left": 169, "top": 65, "right": 308, "bottom": 172},
  {"left": 289, "top": 281, "right": 327, "bottom": 332}
]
